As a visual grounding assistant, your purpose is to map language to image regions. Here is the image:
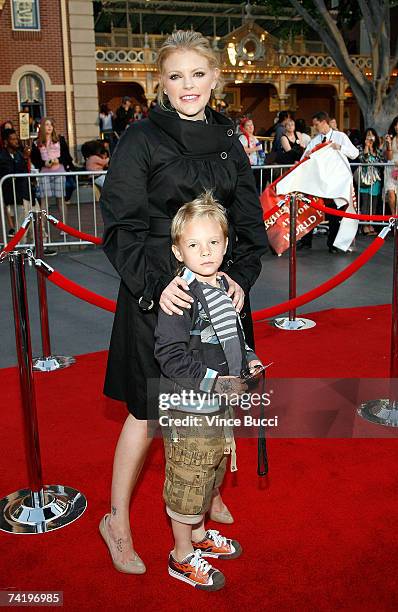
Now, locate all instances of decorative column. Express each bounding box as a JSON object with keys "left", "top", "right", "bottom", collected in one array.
[
  {"left": 68, "top": 0, "right": 99, "bottom": 148},
  {"left": 278, "top": 94, "right": 290, "bottom": 111},
  {"left": 337, "top": 96, "right": 345, "bottom": 131},
  {"left": 277, "top": 74, "right": 288, "bottom": 111}
]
